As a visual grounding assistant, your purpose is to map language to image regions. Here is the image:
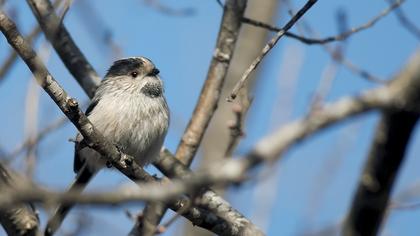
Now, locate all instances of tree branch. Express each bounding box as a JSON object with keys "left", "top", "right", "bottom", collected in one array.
[
  {"left": 0, "top": 10, "right": 262, "bottom": 236},
  {"left": 156, "top": 149, "right": 263, "bottom": 236},
  {"left": 343, "top": 51, "right": 420, "bottom": 236},
  {"left": 175, "top": 0, "right": 247, "bottom": 166},
  {"left": 137, "top": 0, "right": 249, "bottom": 233},
  {"left": 0, "top": 0, "right": 63, "bottom": 81},
  {"left": 26, "top": 0, "right": 100, "bottom": 97},
  {"left": 0, "top": 163, "right": 40, "bottom": 236},
  {"left": 343, "top": 111, "right": 418, "bottom": 236},
  {"left": 229, "top": 0, "right": 318, "bottom": 101},
  {"left": 0, "top": 26, "right": 41, "bottom": 81},
  {"left": 387, "top": 0, "right": 420, "bottom": 40},
  {"left": 242, "top": 0, "right": 404, "bottom": 45}
]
